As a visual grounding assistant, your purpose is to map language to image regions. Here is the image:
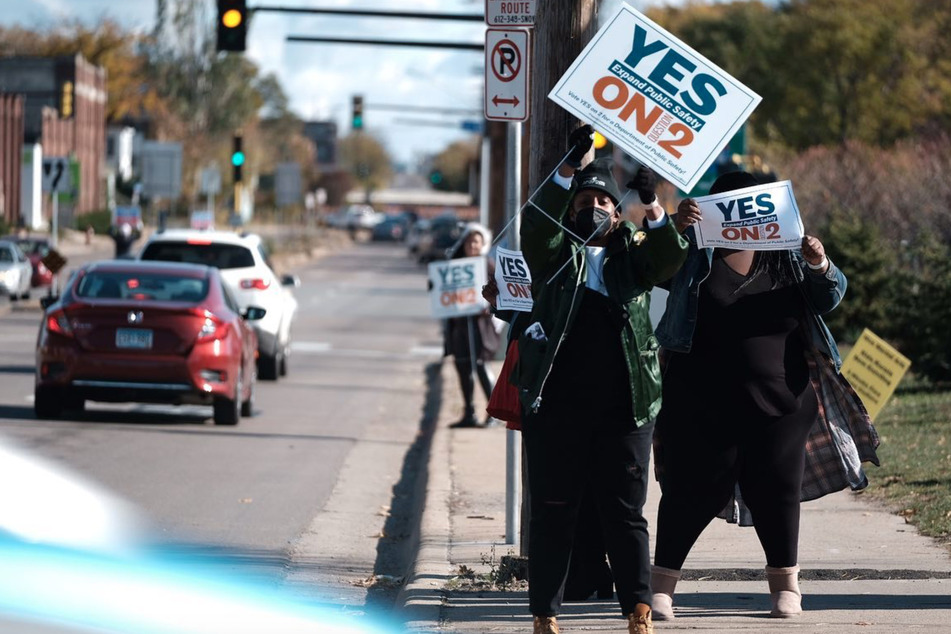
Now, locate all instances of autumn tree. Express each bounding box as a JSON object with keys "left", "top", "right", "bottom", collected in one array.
[
  {"left": 430, "top": 139, "right": 479, "bottom": 193},
  {"left": 337, "top": 132, "right": 392, "bottom": 196}
]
